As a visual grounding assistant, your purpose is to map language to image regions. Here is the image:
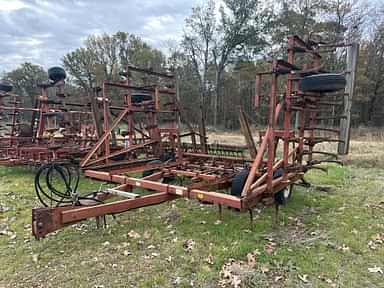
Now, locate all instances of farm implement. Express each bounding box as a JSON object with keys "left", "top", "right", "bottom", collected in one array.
[
  {"left": 31, "top": 35, "right": 358, "bottom": 239},
  {"left": 0, "top": 67, "right": 97, "bottom": 166}
]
